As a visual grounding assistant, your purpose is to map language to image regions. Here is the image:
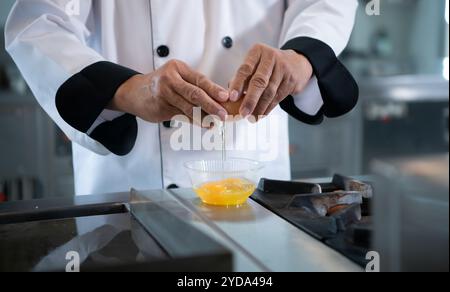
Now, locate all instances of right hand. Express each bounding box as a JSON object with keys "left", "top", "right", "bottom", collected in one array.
[{"left": 110, "top": 60, "right": 229, "bottom": 124}]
